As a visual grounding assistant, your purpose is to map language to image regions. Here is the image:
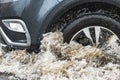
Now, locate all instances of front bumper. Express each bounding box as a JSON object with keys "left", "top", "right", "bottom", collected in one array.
[{"left": 0, "top": 19, "right": 31, "bottom": 48}]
